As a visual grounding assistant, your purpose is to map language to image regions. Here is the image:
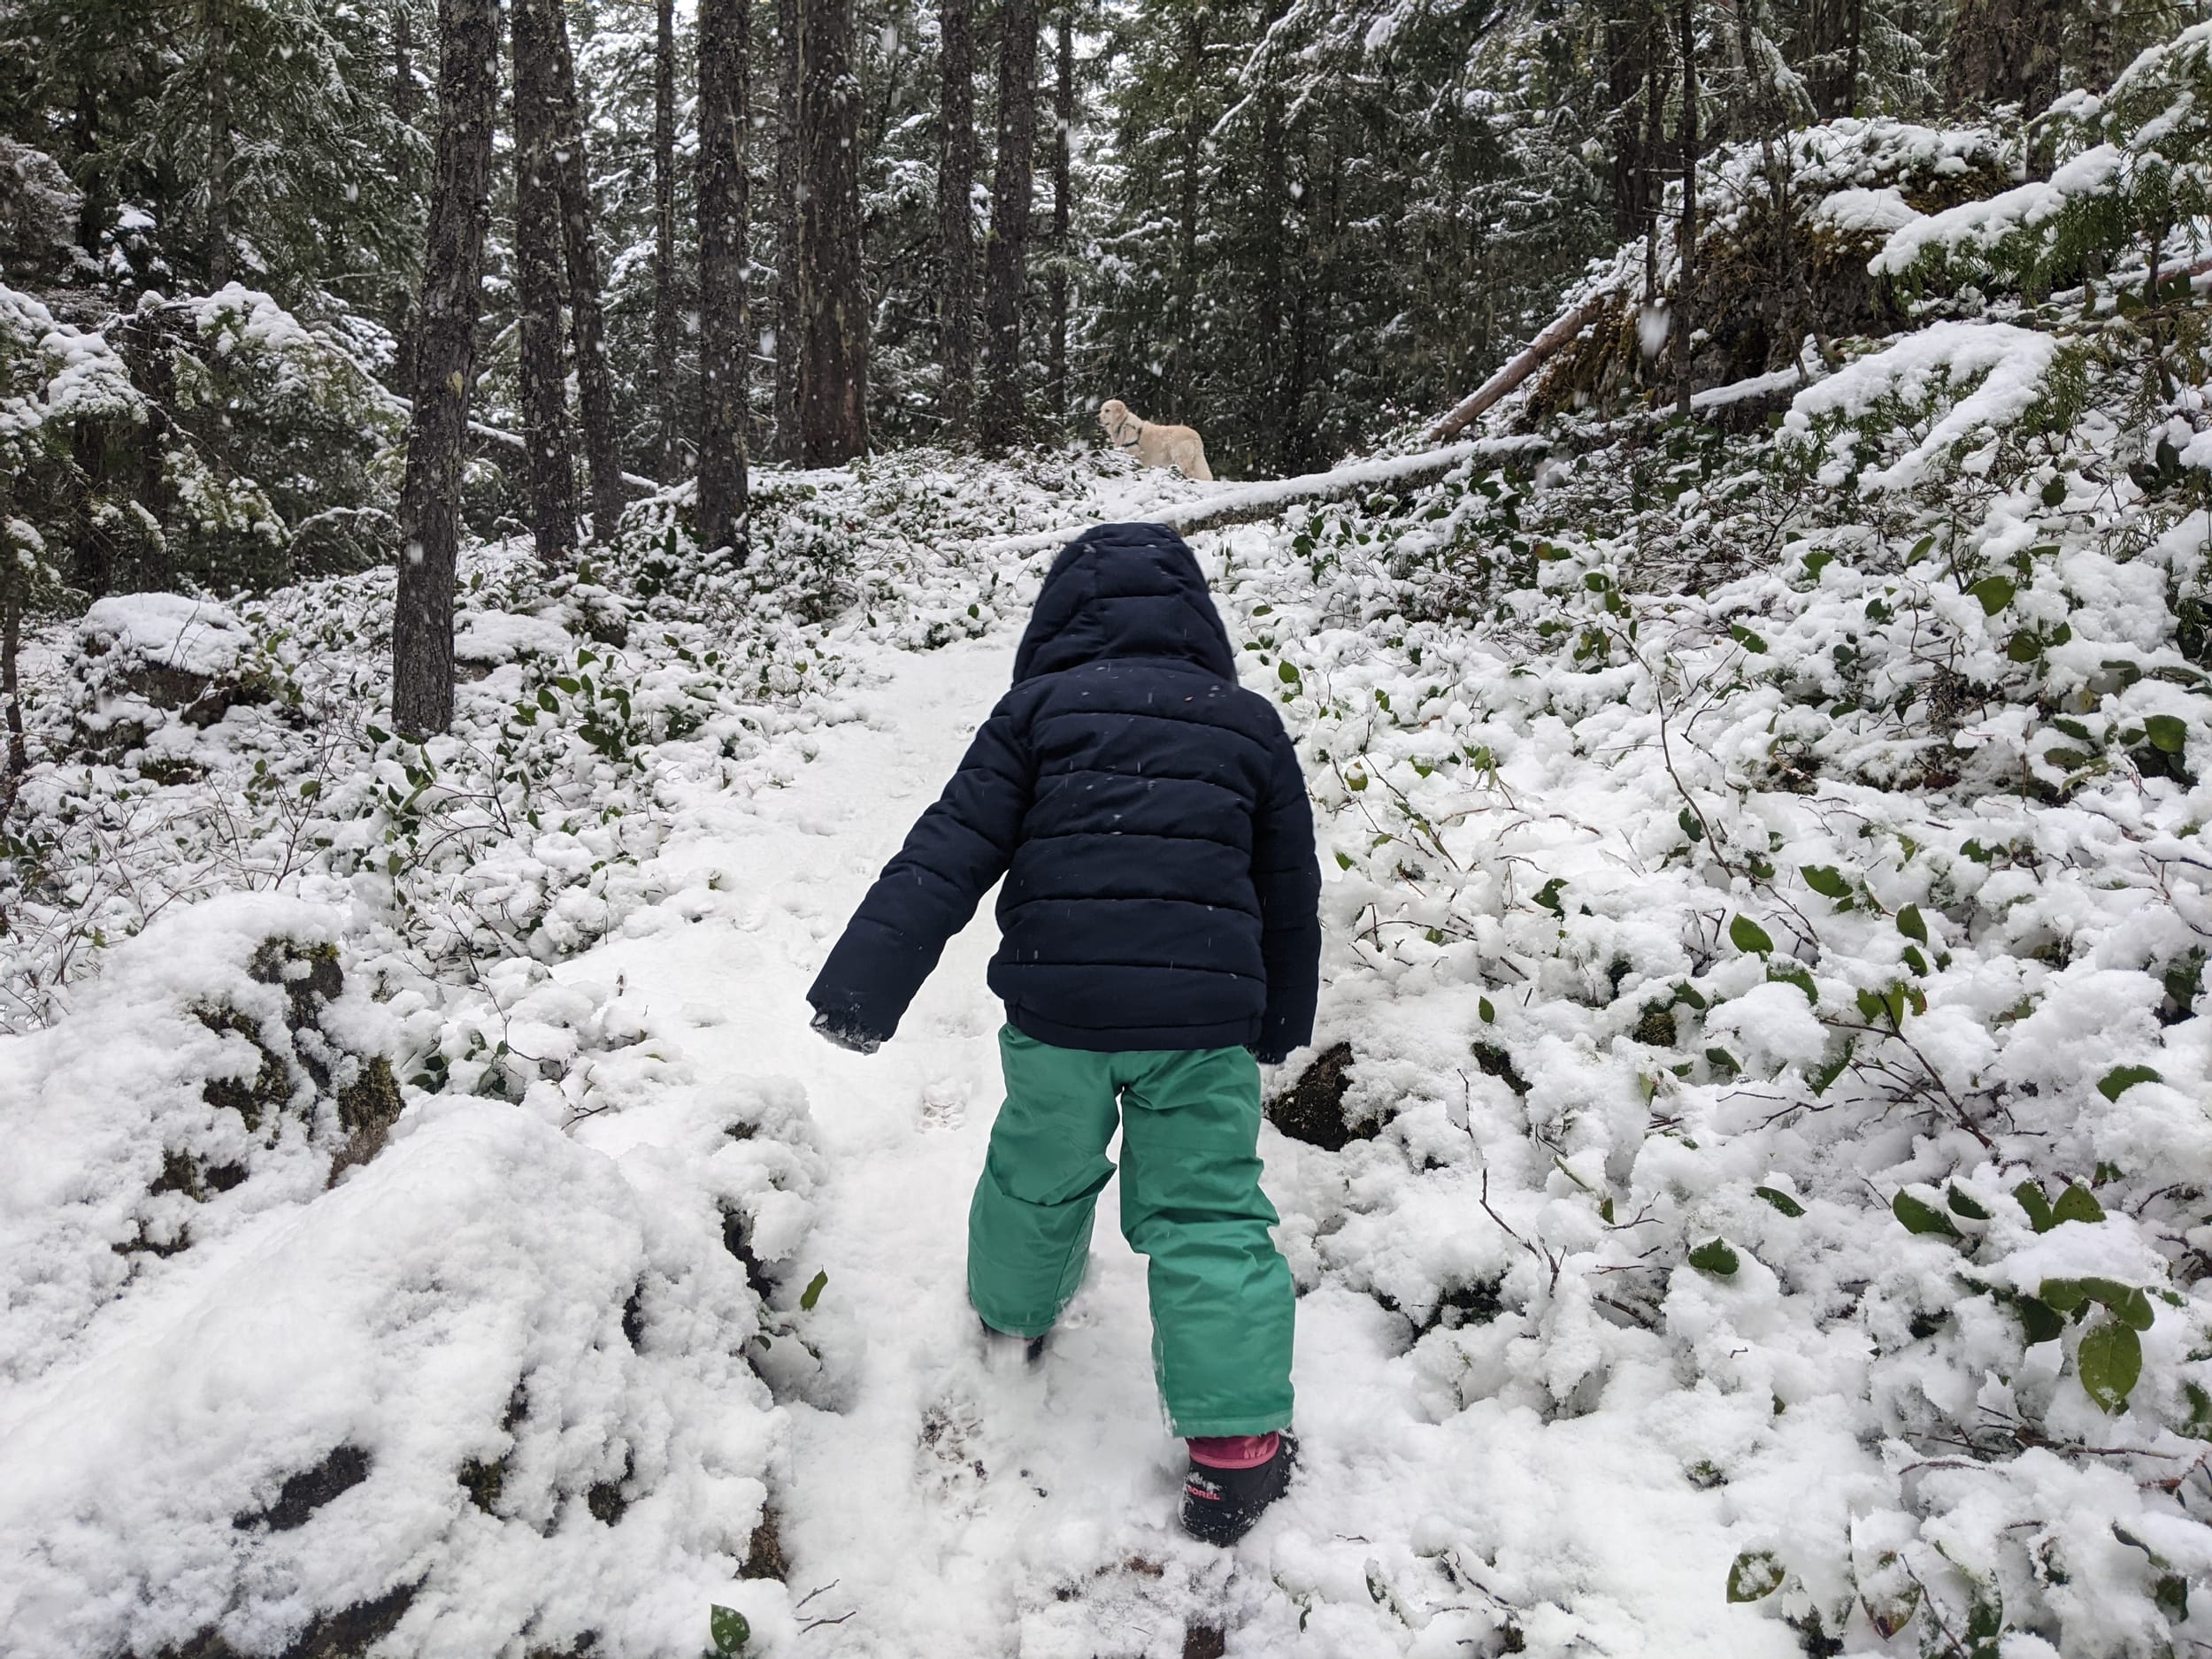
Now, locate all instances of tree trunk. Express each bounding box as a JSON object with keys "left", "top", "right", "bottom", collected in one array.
[
  {"left": 1945, "top": 0, "right": 2063, "bottom": 126},
  {"left": 1725, "top": 0, "right": 1790, "bottom": 372},
  {"left": 1167, "top": 4, "right": 1202, "bottom": 415},
  {"left": 937, "top": 0, "right": 978, "bottom": 439},
  {"left": 1641, "top": 27, "right": 1665, "bottom": 308},
  {"left": 393, "top": 0, "right": 500, "bottom": 739},
  {"left": 1801, "top": 0, "right": 1862, "bottom": 118},
  {"left": 1046, "top": 4, "right": 1071, "bottom": 424},
  {"left": 1672, "top": 0, "right": 1696, "bottom": 419},
  {"left": 653, "top": 0, "right": 680, "bottom": 473},
  {"left": 395, "top": 0, "right": 419, "bottom": 124},
  {"left": 697, "top": 0, "right": 751, "bottom": 553},
  {"left": 512, "top": 0, "right": 576, "bottom": 567},
  {"left": 1, "top": 553, "right": 27, "bottom": 803},
  {"left": 1607, "top": 4, "right": 1650, "bottom": 241},
  {"left": 979, "top": 0, "right": 1037, "bottom": 450},
  {"left": 549, "top": 10, "right": 625, "bottom": 538},
  {"left": 205, "top": 0, "right": 234, "bottom": 288},
  {"left": 774, "top": 0, "right": 802, "bottom": 459},
  {"left": 799, "top": 0, "right": 867, "bottom": 464}
]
